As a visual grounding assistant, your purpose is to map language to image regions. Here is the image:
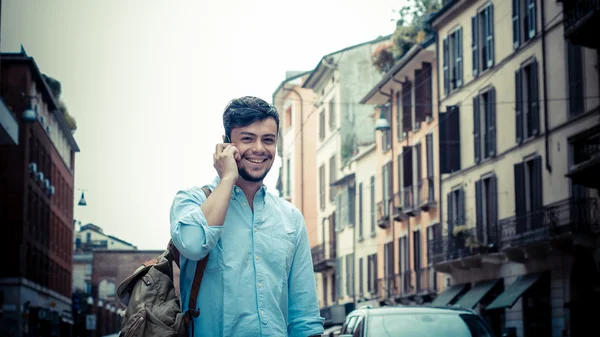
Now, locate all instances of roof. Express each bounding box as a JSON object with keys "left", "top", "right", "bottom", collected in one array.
[
  {"left": 271, "top": 70, "right": 312, "bottom": 103},
  {"left": 351, "top": 305, "right": 475, "bottom": 316},
  {"left": 1, "top": 51, "right": 81, "bottom": 152},
  {"left": 302, "top": 34, "right": 393, "bottom": 90}
]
